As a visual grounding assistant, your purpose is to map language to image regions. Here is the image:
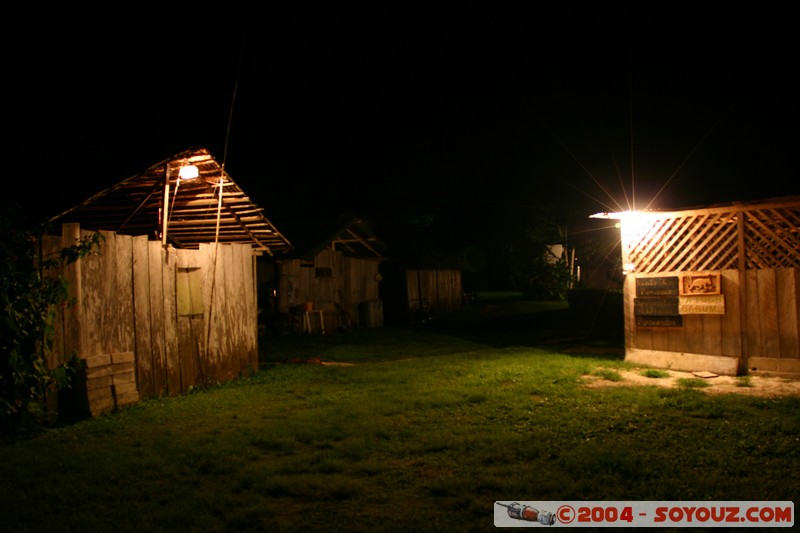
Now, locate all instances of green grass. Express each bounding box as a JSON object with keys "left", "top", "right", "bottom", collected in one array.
[
  {"left": 2, "top": 301, "right": 798, "bottom": 532},
  {"left": 677, "top": 377, "right": 712, "bottom": 389},
  {"left": 641, "top": 368, "right": 671, "bottom": 379},
  {"left": 592, "top": 368, "right": 624, "bottom": 381}
]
